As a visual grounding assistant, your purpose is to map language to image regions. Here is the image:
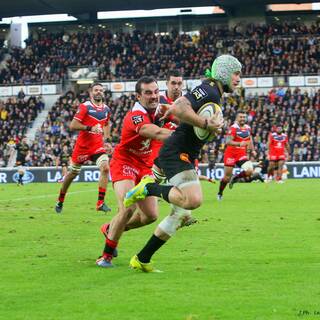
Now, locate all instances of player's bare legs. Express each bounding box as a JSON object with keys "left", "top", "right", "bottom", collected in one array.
[
  {"left": 217, "top": 166, "right": 233, "bottom": 200},
  {"left": 60, "top": 171, "right": 78, "bottom": 193},
  {"left": 96, "top": 156, "right": 111, "bottom": 212},
  {"left": 55, "top": 163, "right": 80, "bottom": 213},
  {"left": 276, "top": 160, "right": 285, "bottom": 183},
  {"left": 165, "top": 183, "right": 202, "bottom": 210},
  {"left": 17, "top": 167, "right": 25, "bottom": 186},
  {"left": 58, "top": 164, "right": 68, "bottom": 183},
  {"left": 124, "top": 170, "right": 203, "bottom": 210},
  {"left": 97, "top": 179, "right": 159, "bottom": 267},
  {"left": 129, "top": 178, "right": 199, "bottom": 270},
  {"left": 267, "top": 161, "right": 276, "bottom": 182},
  {"left": 125, "top": 197, "right": 158, "bottom": 230},
  {"left": 229, "top": 164, "right": 254, "bottom": 189}
]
